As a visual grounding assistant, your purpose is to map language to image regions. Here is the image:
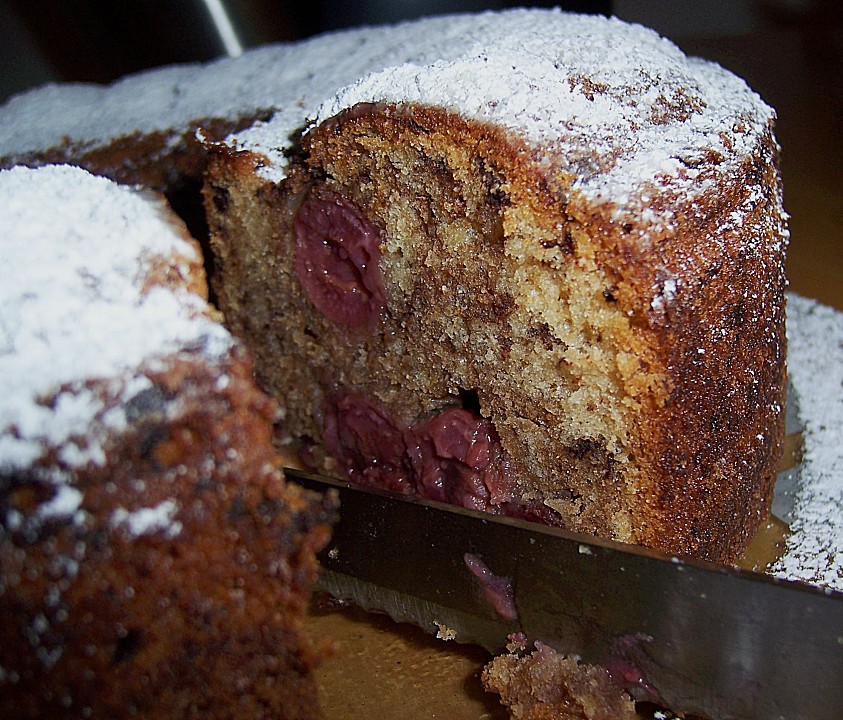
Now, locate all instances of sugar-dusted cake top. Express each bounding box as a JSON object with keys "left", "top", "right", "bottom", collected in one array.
[
  {"left": 0, "top": 165, "right": 232, "bottom": 476},
  {"left": 1, "top": 9, "right": 774, "bottom": 213},
  {"left": 0, "top": 18, "right": 432, "bottom": 161},
  {"left": 234, "top": 9, "right": 776, "bottom": 210},
  {"left": 313, "top": 11, "right": 772, "bottom": 203}
]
